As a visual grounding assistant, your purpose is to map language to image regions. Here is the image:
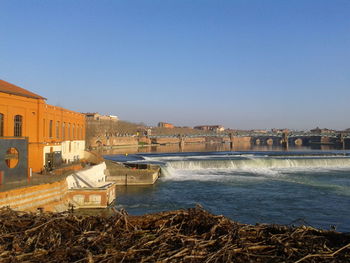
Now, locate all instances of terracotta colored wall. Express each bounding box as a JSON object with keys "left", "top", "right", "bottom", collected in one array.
[
  {"left": 0, "top": 92, "right": 85, "bottom": 173},
  {"left": 0, "top": 179, "right": 68, "bottom": 211},
  {"left": 151, "top": 137, "right": 180, "bottom": 144}
]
